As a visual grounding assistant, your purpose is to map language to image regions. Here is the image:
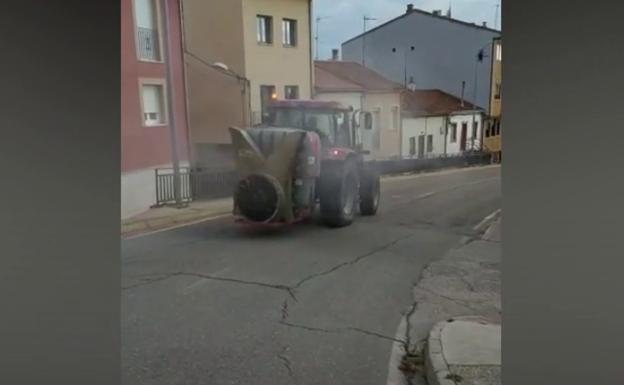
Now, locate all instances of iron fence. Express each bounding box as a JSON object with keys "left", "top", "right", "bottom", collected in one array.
[
  {"left": 154, "top": 167, "right": 193, "bottom": 206},
  {"left": 190, "top": 168, "right": 238, "bottom": 200},
  {"left": 152, "top": 152, "right": 492, "bottom": 206}
]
